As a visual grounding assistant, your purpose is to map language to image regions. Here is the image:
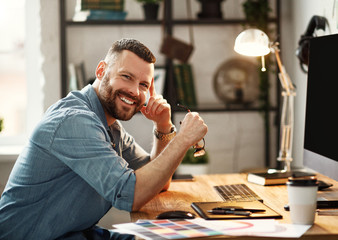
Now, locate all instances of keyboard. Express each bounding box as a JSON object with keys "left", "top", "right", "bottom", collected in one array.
[{"left": 213, "top": 184, "right": 263, "bottom": 202}]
